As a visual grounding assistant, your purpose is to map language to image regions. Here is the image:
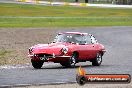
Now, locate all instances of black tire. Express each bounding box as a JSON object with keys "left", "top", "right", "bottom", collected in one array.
[
  {"left": 60, "top": 53, "right": 78, "bottom": 68},
  {"left": 31, "top": 59, "right": 44, "bottom": 69},
  {"left": 92, "top": 53, "right": 102, "bottom": 66}
]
